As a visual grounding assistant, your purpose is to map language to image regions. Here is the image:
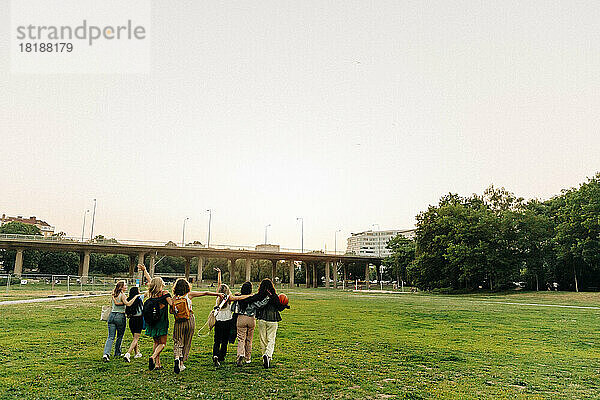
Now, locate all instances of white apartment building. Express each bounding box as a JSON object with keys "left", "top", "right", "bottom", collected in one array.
[{"left": 346, "top": 229, "right": 415, "bottom": 257}]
